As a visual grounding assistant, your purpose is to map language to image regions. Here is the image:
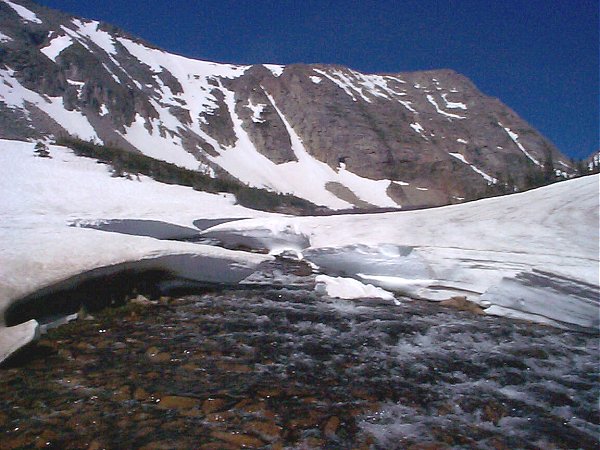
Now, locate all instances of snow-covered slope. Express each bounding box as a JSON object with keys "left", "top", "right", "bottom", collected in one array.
[
  {"left": 202, "top": 175, "right": 600, "bottom": 331},
  {"left": 0, "top": 0, "right": 571, "bottom": 209},
  {"left": 0, "top": 139, "right": 272, "bottom": 363},
  {"left": 0, "top": 137, "right": 597, "bottom": 364}
]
